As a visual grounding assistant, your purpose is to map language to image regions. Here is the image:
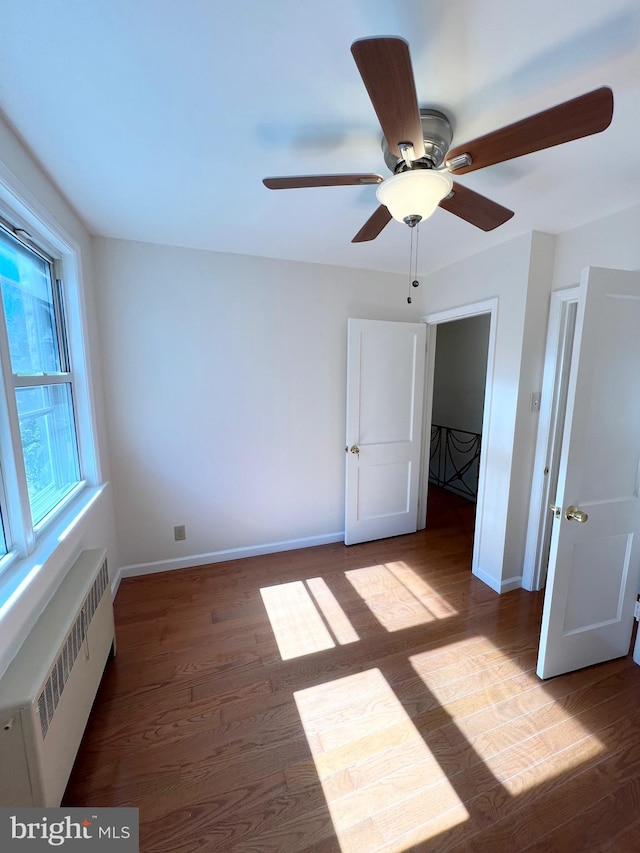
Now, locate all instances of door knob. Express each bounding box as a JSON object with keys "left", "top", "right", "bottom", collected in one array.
[
  {"left": 565, "top": 505, "right": 588, "bottom": 523},
  {"left": 349, "top": 445, "right": 360, "bottom": 455}
]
